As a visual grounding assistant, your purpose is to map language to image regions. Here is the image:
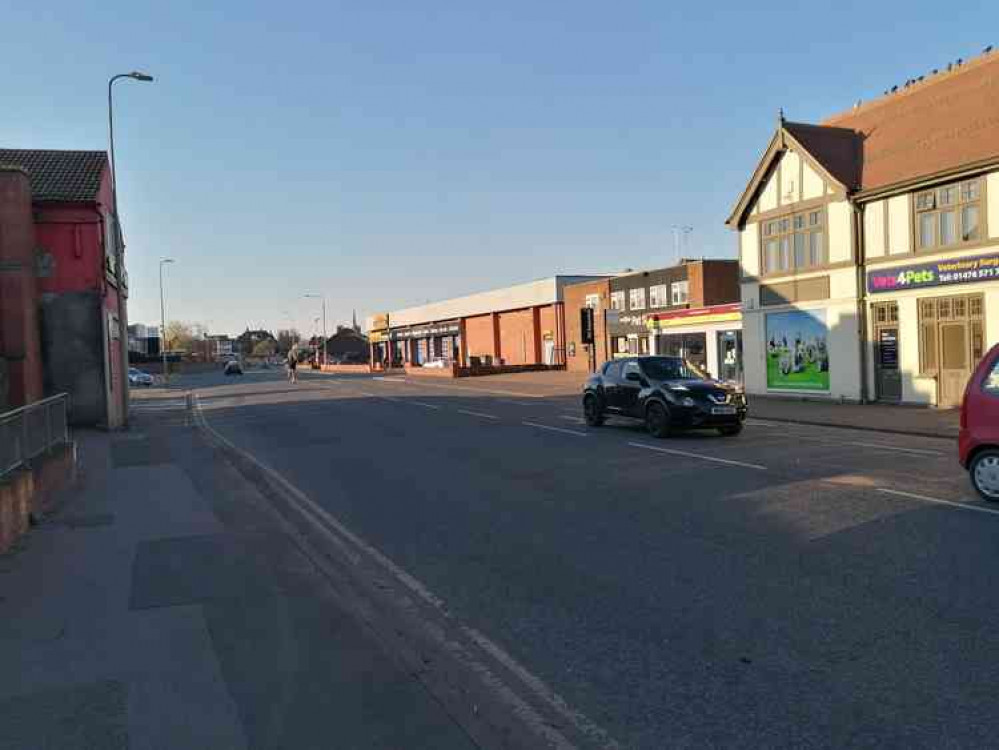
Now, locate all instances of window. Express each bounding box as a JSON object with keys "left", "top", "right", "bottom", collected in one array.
[
  {"left": 584, "top": 293, "right": 600, "bottom": 309},
  {"left": 671, "top": 280, "right": 689, "bottom": 305},
  {"left": 984, "top": 358, "right": 999, "bottom": 395},
  {"left": 603, "top": 360, "right": 622, "bottom": 379},
  {"left": 915, "top": 178, "right": 983, "bottom": 250},
  {"left": 614, "top": 336, "right": 628, "bottom": 354},
  {"left": 629, "top": 288, "right": 646, "bottom": 310},
  {"left": 610, "top": 291, "right": 625, "bottom": 310},
  {"left": 649, "top": 284, "right": 669, "bottom": 308},
  {"left": 761, "top": 209, "right": 825, "bottom": 274},
  {"left": 622, "top": 360, "right": 641, "bottom": 380}
]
